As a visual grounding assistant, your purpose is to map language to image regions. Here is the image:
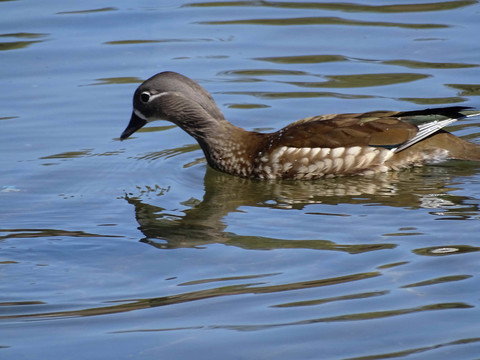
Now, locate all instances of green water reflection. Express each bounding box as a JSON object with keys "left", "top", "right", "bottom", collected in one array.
[
  {"left": 201, "top": 16, "right": 449, "bottom": 29},
  {"left": 185, "top": 1, "right": 476, "bottom": 13}
]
